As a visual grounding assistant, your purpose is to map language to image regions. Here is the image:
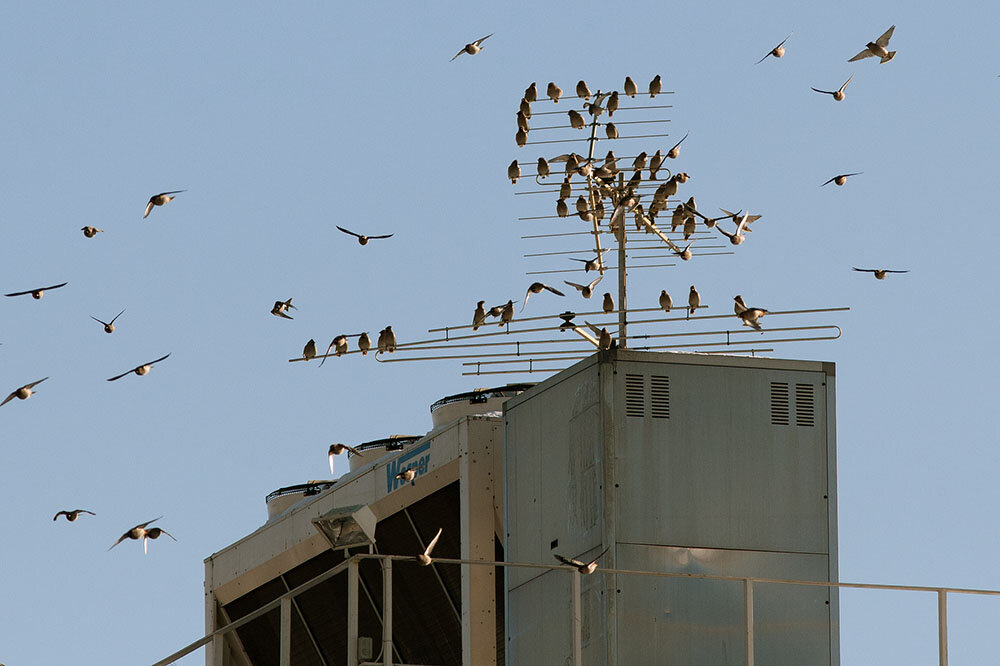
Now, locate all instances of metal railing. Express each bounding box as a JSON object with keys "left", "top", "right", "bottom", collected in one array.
[{"left": 153, "top": 553, "right": 1000, "bottom": 666}]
